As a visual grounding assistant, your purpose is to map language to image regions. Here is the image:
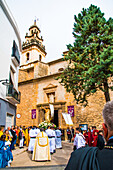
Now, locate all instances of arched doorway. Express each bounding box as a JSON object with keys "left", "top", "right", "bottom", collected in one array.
[{"left": 51, "top": 110, "right": 58, "bottom": 127}]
